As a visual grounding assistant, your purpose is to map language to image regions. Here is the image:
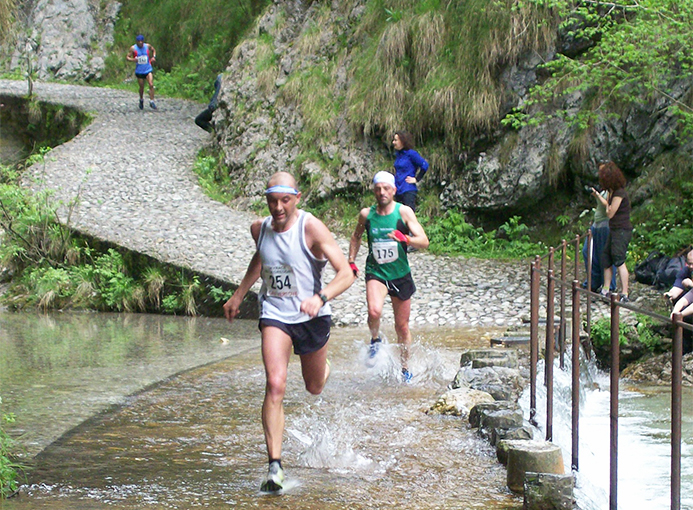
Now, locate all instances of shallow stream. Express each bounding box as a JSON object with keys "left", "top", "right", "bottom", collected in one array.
[{"left": 1, "top": 312, "right": 520, "bottom": 509}]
